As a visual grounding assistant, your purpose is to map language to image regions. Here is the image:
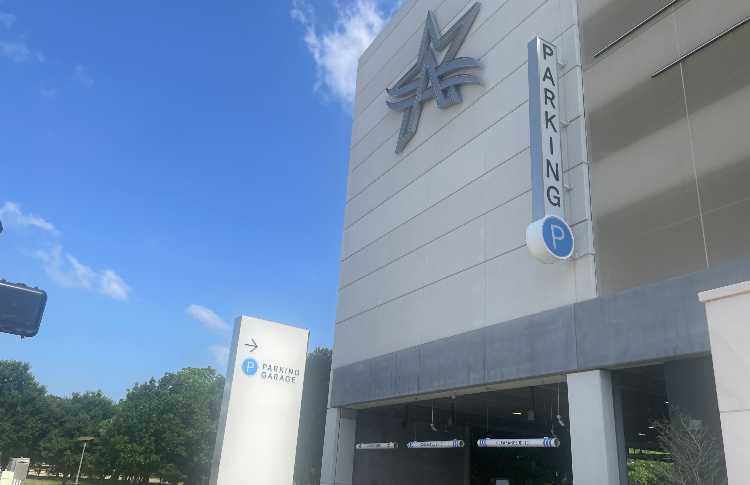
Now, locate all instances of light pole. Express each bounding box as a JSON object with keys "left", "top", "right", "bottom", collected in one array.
[{"left": 74, "top": 436, "right": 95, "bottom": 485}]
